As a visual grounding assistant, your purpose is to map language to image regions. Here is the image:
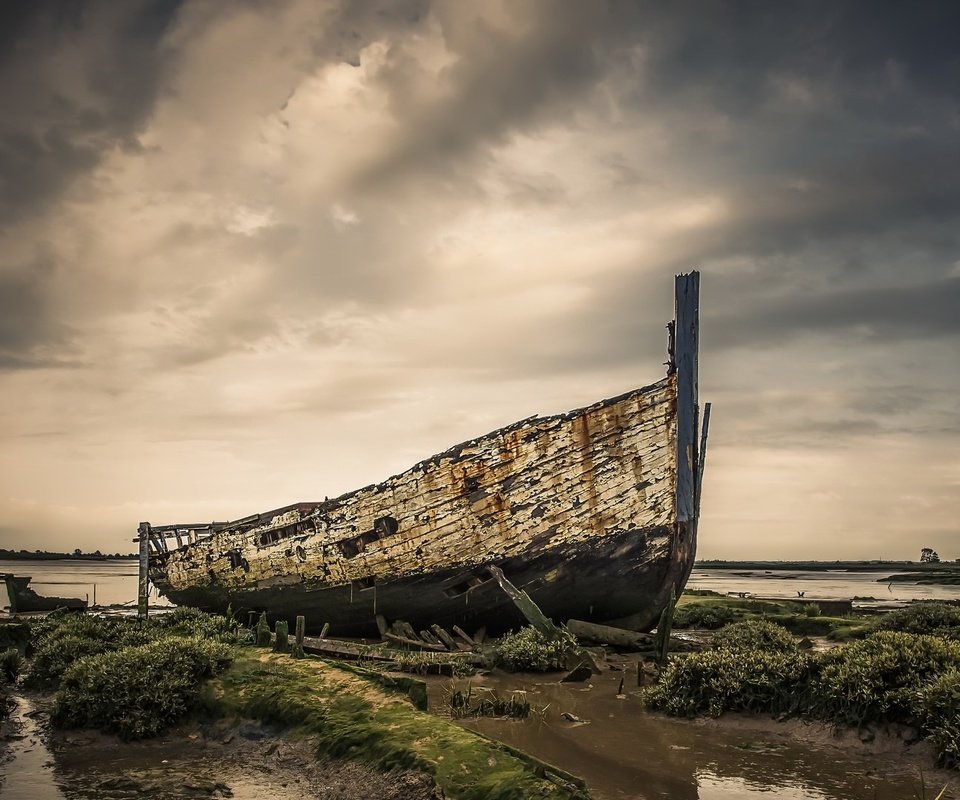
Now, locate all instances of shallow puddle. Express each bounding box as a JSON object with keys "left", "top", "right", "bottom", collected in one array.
[
  {"left": 1, "top": 694, "right": 66, "bottom": 799},
  {"left": 1, "top": 695, "right": 350, "bottom": 800},
  {"left": 428, "top": 662, "right": 958, "bottom": 800}
]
